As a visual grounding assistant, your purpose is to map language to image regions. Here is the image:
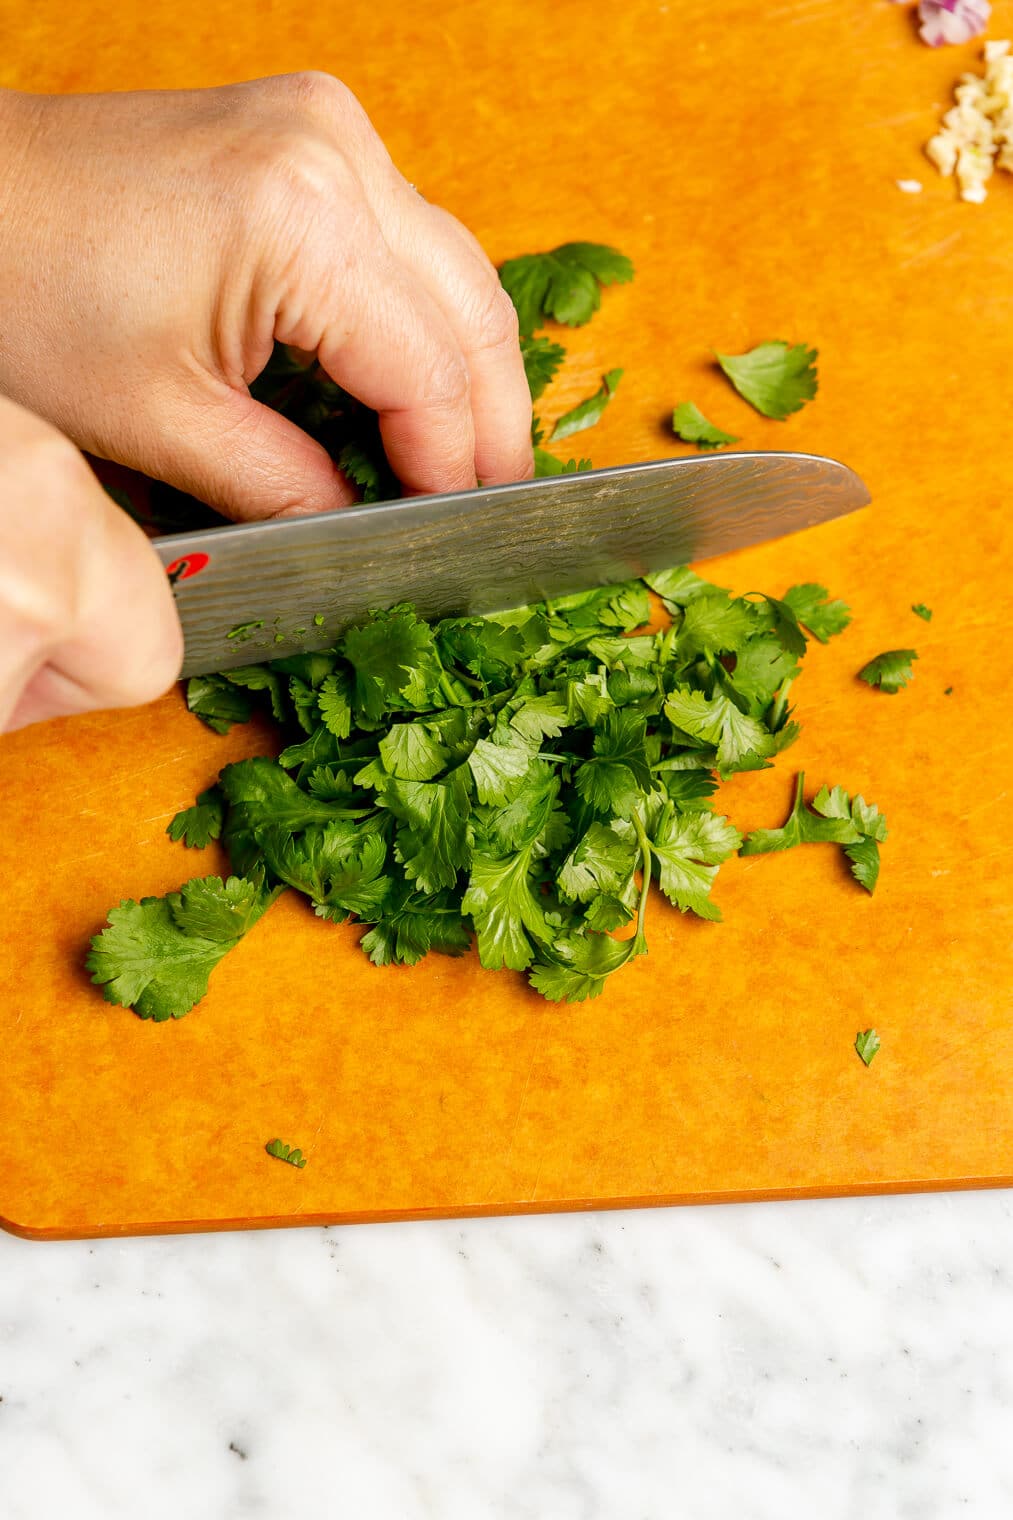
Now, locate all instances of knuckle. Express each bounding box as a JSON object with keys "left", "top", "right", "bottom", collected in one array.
[
  {"left": 471, "top": 280, "right": 520, "bottom": 351},
  {"left": 279, "top": 69, "right": 355, "bottom": 118},
  {"left": 421, "top": 348, "right": 471, "bottom": 410},
  {"left": 247, "top": 131, "right": 349, "bottom": 210}
]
